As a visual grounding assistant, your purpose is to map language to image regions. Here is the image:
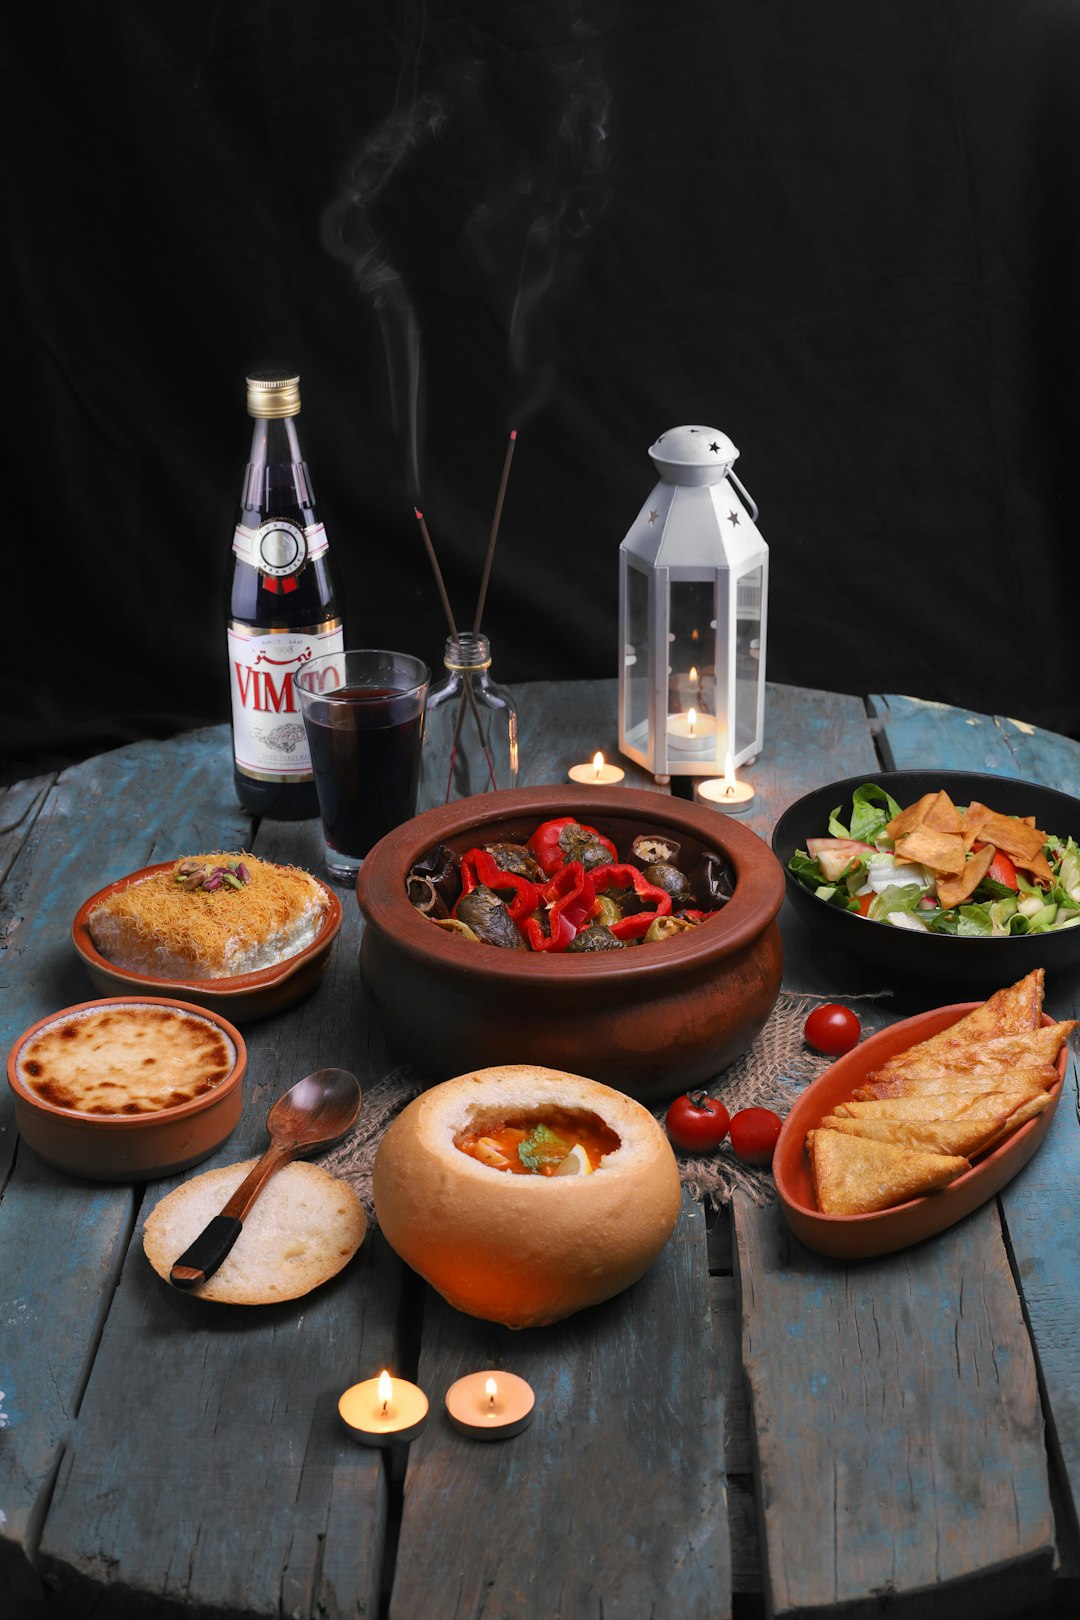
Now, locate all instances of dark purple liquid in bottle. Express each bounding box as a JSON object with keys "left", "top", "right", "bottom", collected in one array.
[{"left": 304, "top": 686, "right": 424, "bottom": 860}]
